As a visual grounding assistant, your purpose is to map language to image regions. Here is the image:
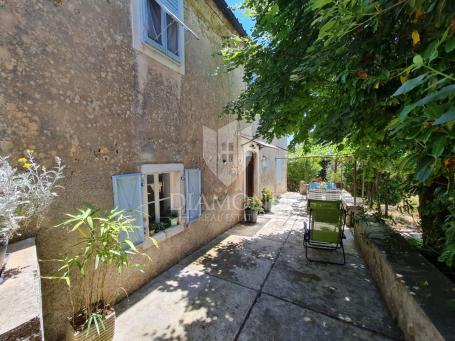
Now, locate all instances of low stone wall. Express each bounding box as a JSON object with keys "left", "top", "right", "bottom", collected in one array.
[
  {"left": 353, "top": 218, "right": 455, "bottom": 341},
  {"left": 0, "top": 238, "right": 43, "bottom": 340}
]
